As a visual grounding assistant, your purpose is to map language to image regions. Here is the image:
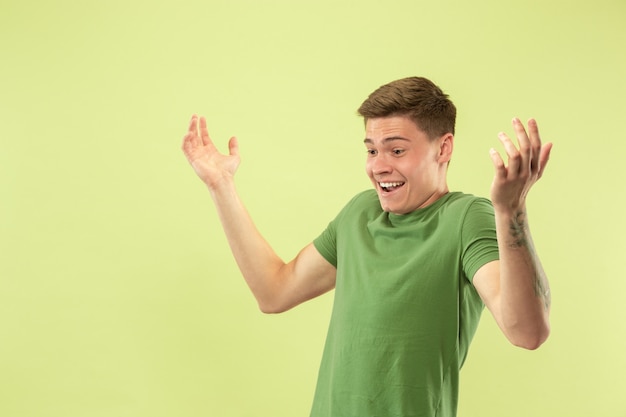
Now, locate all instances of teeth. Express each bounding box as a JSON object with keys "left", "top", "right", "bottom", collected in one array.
[{"left": 380, "top": 182, "right": 404, "bottom": 188}]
